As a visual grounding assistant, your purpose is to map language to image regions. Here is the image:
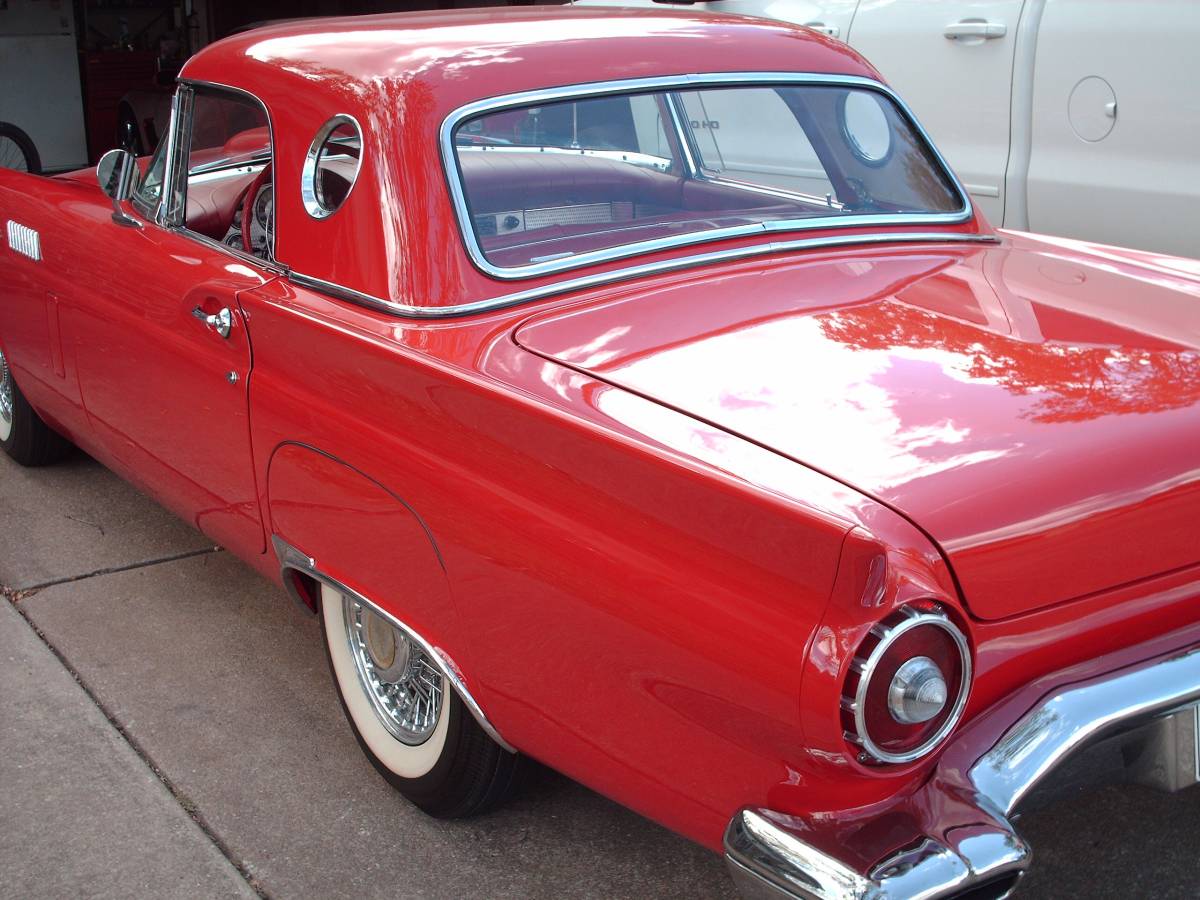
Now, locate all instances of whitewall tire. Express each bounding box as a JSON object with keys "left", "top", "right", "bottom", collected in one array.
[
  {"left": 0, "top": 346, "right": 72, "bottom": 466},
  {"left": 322, "top": 583, "right": 450, "bottom": 778},
  {"left": 318, "top": 583, "right": 522, "bottom": 817}
]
